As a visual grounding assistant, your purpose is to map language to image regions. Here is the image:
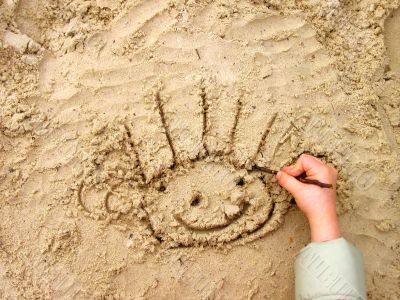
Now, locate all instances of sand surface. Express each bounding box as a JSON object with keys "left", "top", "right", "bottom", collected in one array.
[{"left": 0, "top": 0, "right": 399, "bottom": 299}]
